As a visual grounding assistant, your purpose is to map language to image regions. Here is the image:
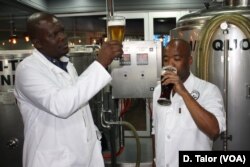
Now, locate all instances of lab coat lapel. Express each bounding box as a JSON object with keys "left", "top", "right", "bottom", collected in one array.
[{"left": 33, "top": 49, "right": 73, "bottom": 81}]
